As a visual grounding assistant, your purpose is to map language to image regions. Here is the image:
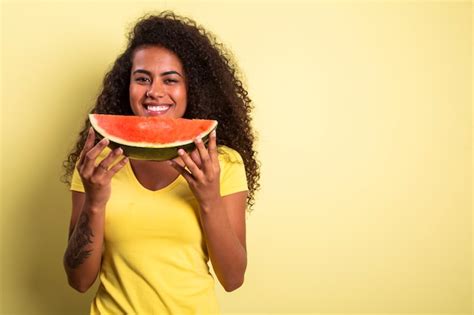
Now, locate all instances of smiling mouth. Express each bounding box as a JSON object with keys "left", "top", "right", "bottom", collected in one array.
[{"left": 144, "top": 104, "right": 172, "bottom": 115}]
